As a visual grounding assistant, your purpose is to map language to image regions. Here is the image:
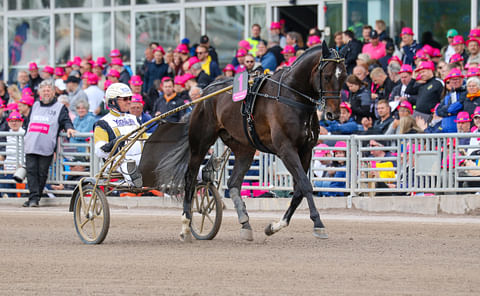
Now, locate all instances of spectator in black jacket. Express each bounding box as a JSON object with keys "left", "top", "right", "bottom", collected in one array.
[
  {"left": 406, "top": 61, "right": 444, "bottom": 122},
  {"left": 153, "top": 77, "right": 185, "bottom": 122},
  {"left": 111, "top": 58, "right": 131, "bottom": 85},
  {"left": 199, "top": 35, "right": 219, "bottom": 64},
  {"left": 346, "top": 74, "right": 374, "bottom": 123},
  {"left": 190, "top": 61, "right": 212, "bottom": 89},
  {"left": 143, "top": 46, "right": 171, "bottom": 93},
  {"left": 399, "top": 27, "right": 421, "bottom": 66},
  {"left": 370, "top": 99, "right": 394, "bottom": 134},
  {"left": 27, "top": 62, "right": 43, "bottom": 98},
  {"left": 370, "top": 67, "right": 398, "bottom": 102},
  {"left": 340, "top": 30, "right": 363, "bottom": 74},
  {"left": 390, "top": 64, "right": 416, "bottom": 103}
]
